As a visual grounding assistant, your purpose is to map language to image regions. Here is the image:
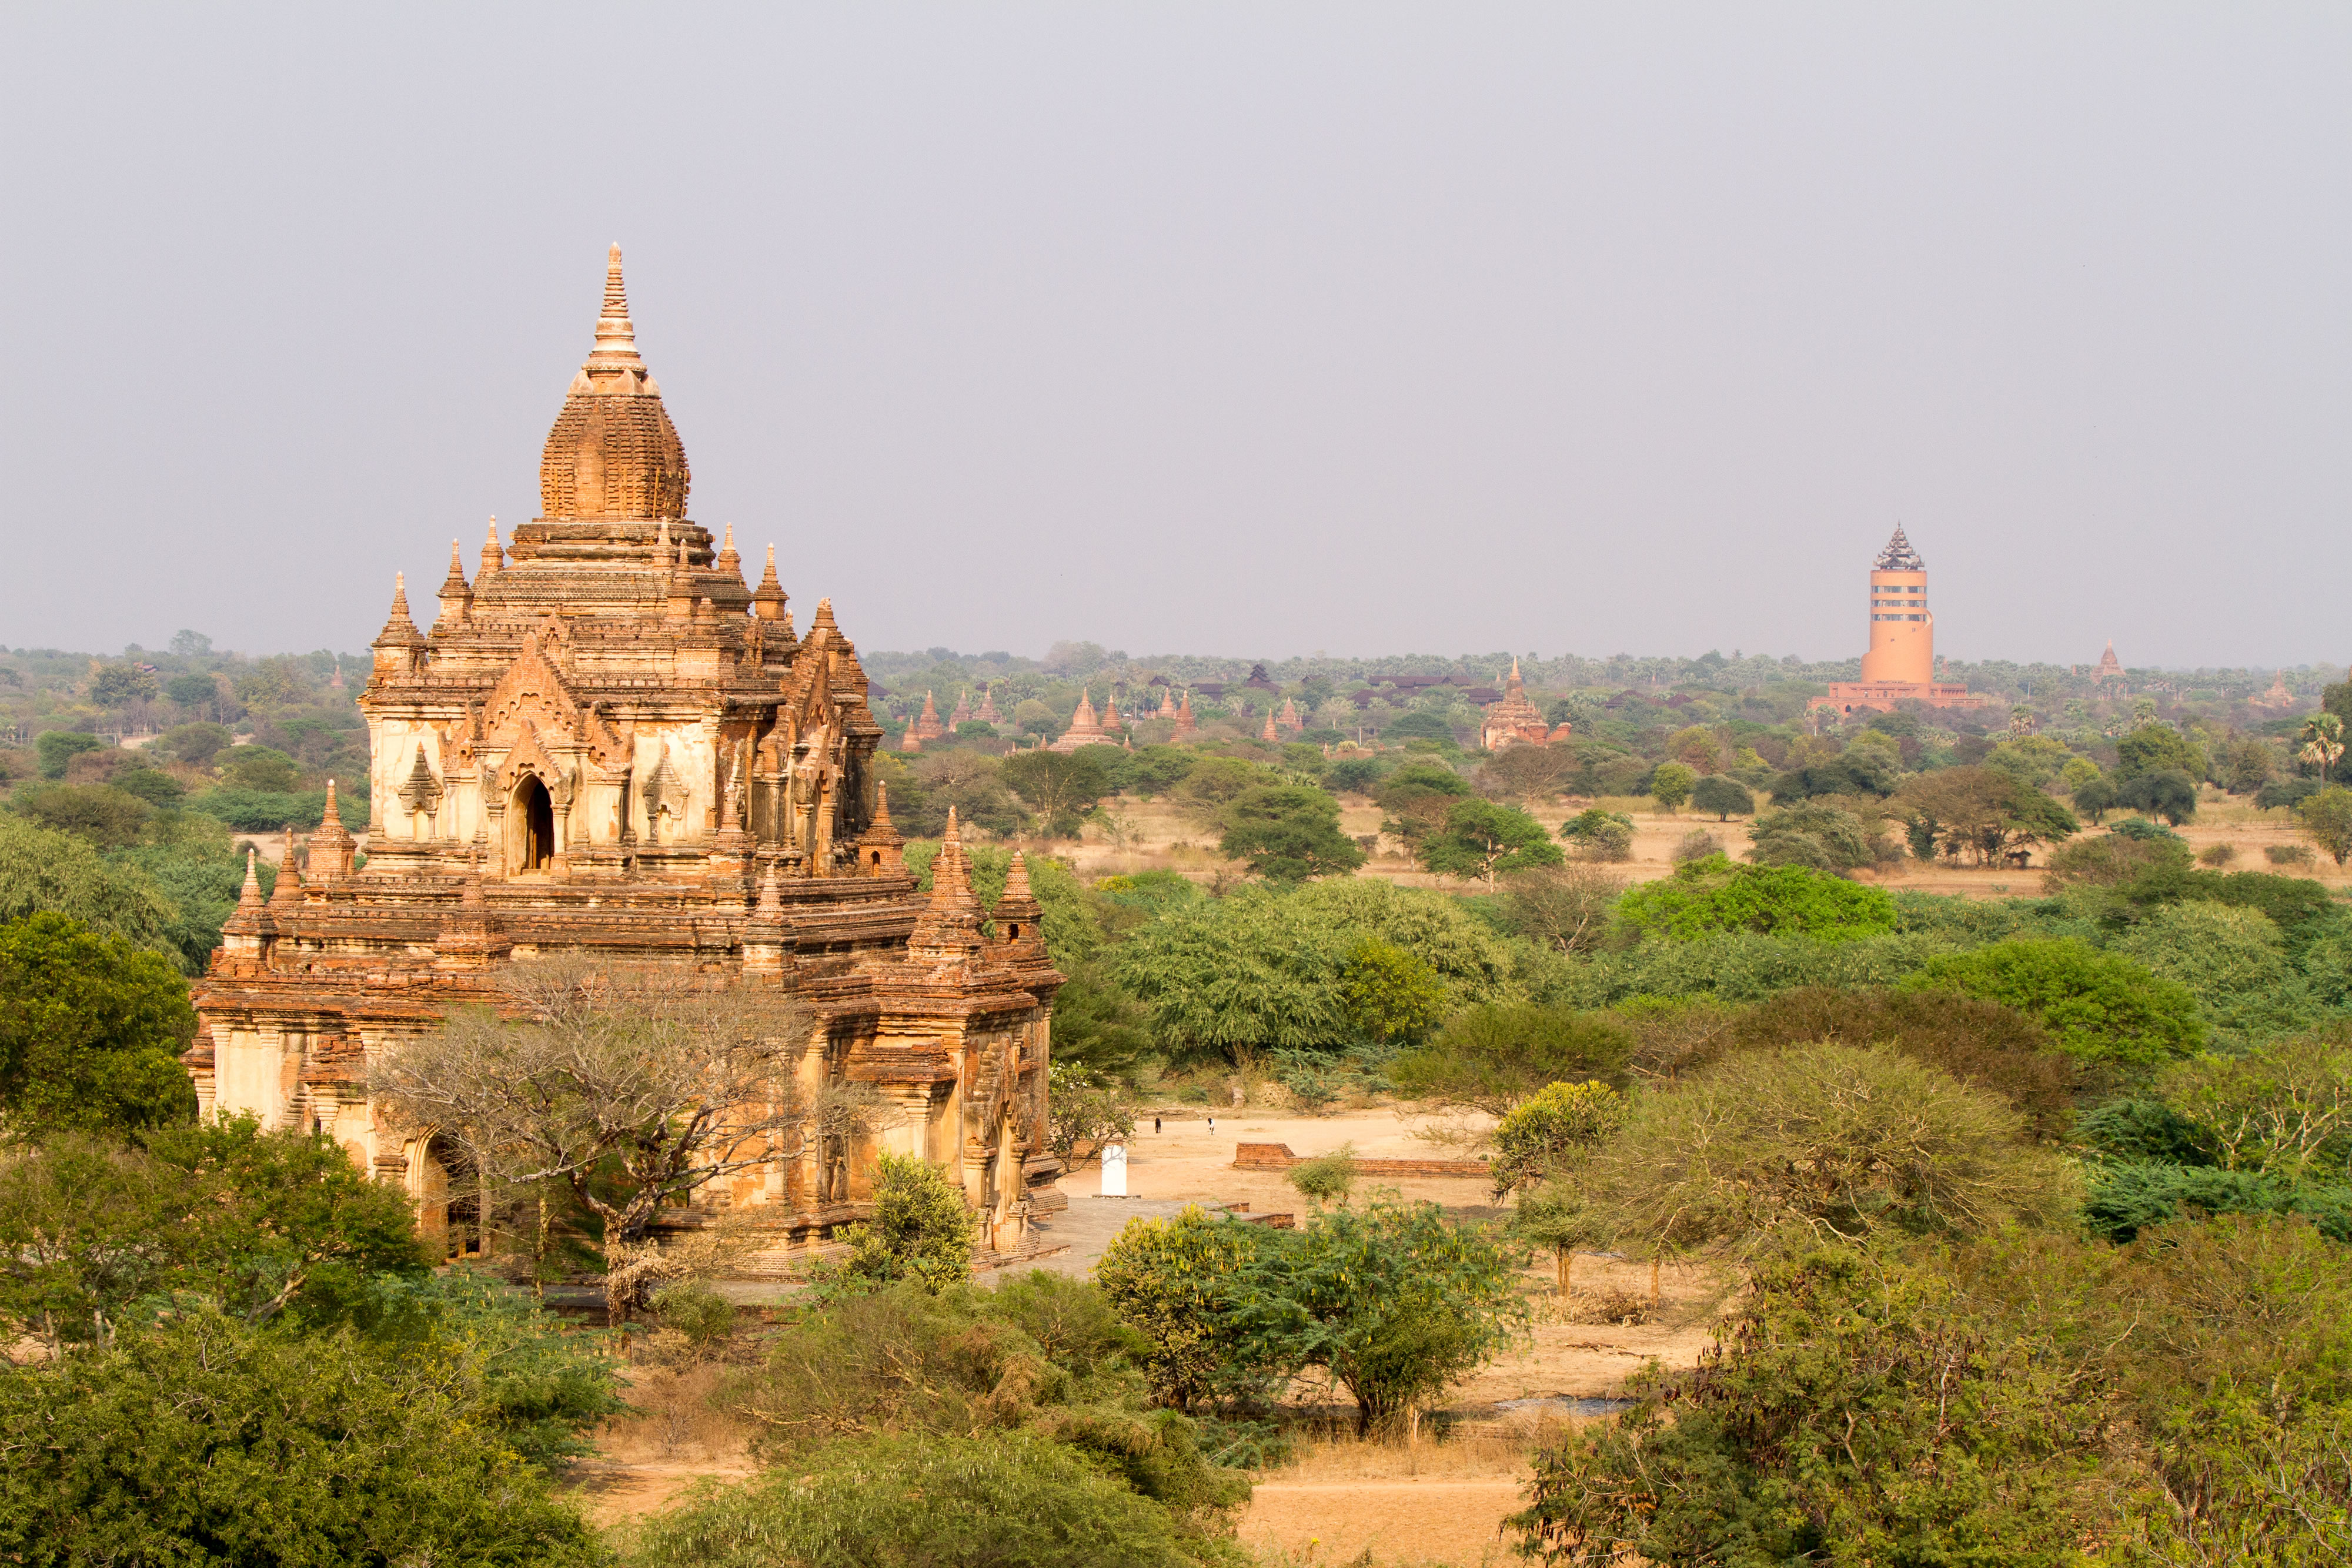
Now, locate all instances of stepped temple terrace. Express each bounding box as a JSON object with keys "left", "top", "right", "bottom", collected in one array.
[
  {"left": 1810, "top": 526, "right": 1990, "bottom": 717},
  {"left": 185, "top": 248, "right": 1065, "bottom": 1259}
]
